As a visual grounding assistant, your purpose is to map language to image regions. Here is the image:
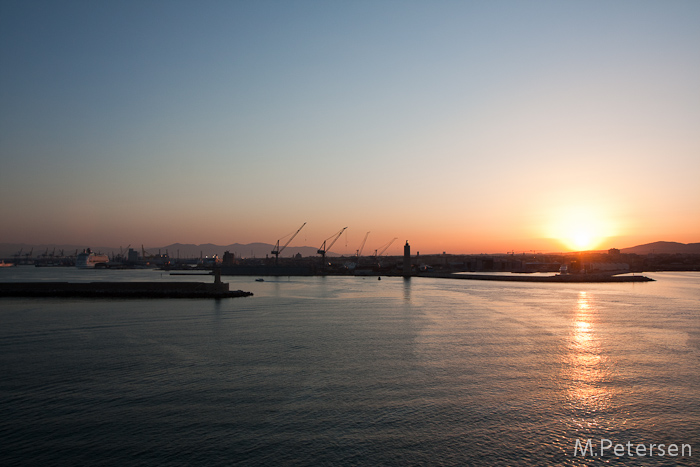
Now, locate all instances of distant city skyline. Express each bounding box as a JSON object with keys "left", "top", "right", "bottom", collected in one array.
[
  {"left": 2, "top": 239, "right": 699, "bottom": 261},
  {"left": 2, "top": 1, "right": 698, "bottom": 254}
]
